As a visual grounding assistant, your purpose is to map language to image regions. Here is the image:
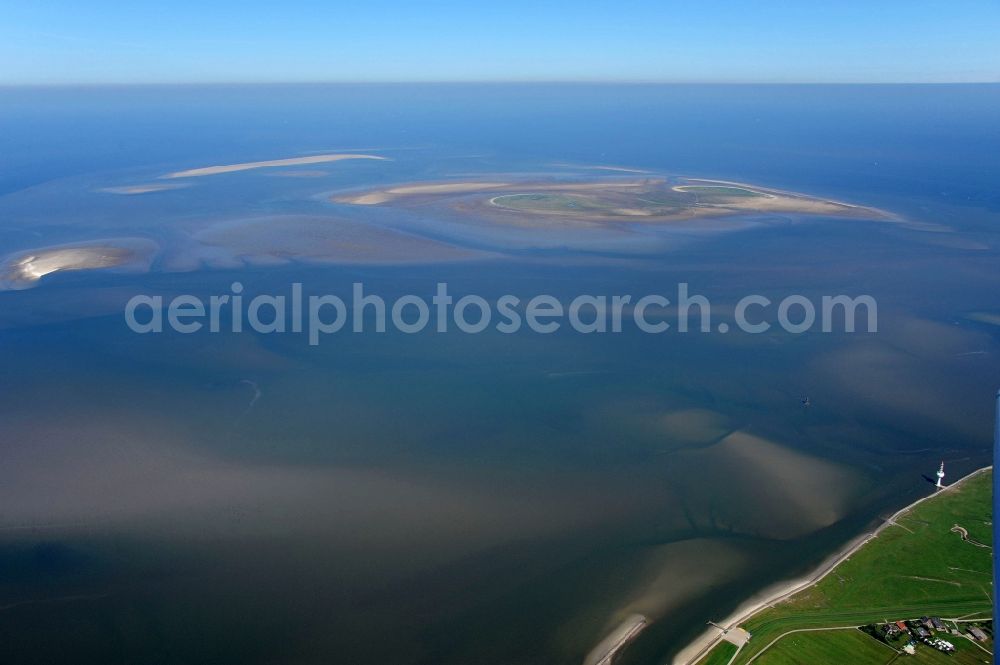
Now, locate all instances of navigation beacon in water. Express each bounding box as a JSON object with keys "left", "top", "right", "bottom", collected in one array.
[{"left": 935, "top": 461, "right": 946, "bottom": 489}]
